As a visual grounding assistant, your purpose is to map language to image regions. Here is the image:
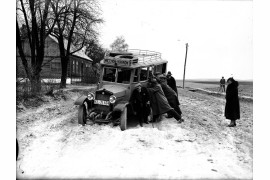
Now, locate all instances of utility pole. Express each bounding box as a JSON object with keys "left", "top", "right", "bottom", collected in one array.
[{"left": 183, "top": 43, "right": 189, "bottom": 89}]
